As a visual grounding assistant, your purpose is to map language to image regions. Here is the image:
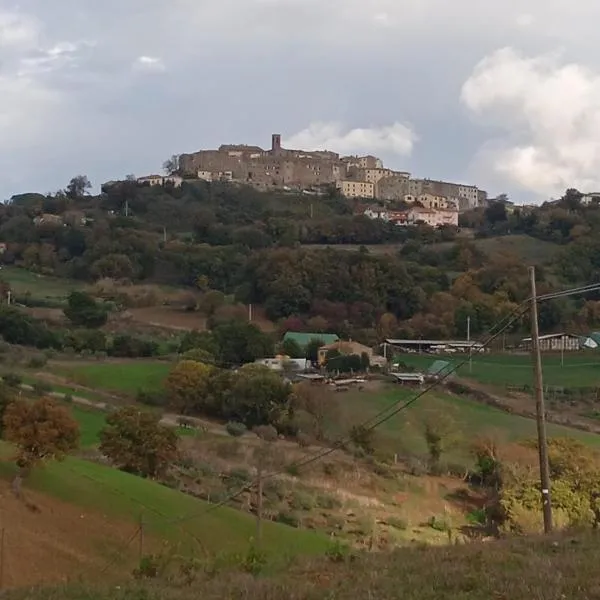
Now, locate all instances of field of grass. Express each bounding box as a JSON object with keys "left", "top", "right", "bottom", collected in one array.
[
  {"left": 8, "top": 530, "right": 600, "bottom": 599},
  {"left": 340, "top": 385, "right": 600, "bottom": 462},
  {"left": 394, "top": 352, "right": 600, "bottom": 389},
  {"left": 430, "top": 234, "right": 562, "bottom": 265},
  {"left": 1, "top": 266, "right": 83, "bottom": 303},
  {"left": 0, "top": 444, "right": 329, "bottom": 563},
  {"left": 58, "top": 361, "right": 172, "bottom": 394}
]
